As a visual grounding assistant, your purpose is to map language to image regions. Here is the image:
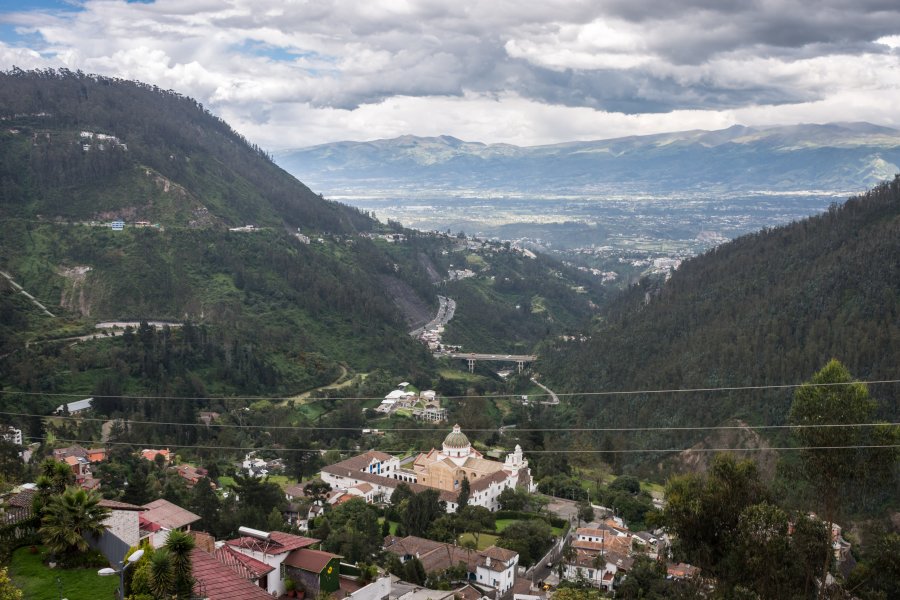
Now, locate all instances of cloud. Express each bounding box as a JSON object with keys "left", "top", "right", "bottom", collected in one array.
[{"left": 0, "top": 0, "right": 898, "bottom": 147}]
